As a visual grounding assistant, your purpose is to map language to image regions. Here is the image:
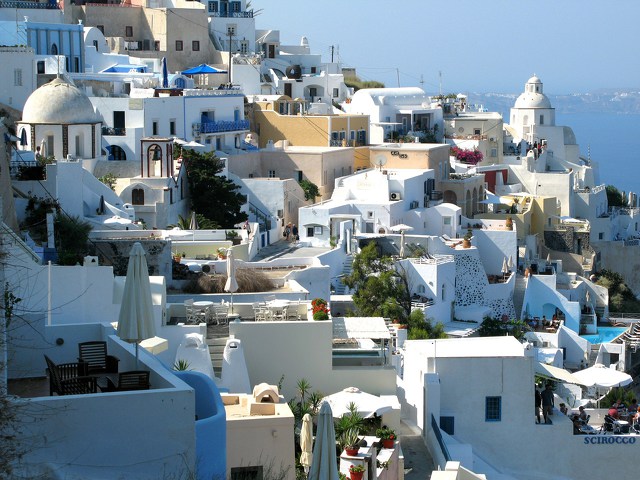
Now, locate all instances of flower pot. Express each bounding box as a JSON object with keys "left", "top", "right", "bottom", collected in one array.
[
  {"left": 382, "top": 439, "right": 395, "bottom": 448},
  {"left": 350, "top": 471, "right": 364, "bottom": 480},
  {"left": 462, "top": 239, "right": 471, "bottom": 248},
  {"left": 345, "top": 447, "right": 359, "bottom": 456}
]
